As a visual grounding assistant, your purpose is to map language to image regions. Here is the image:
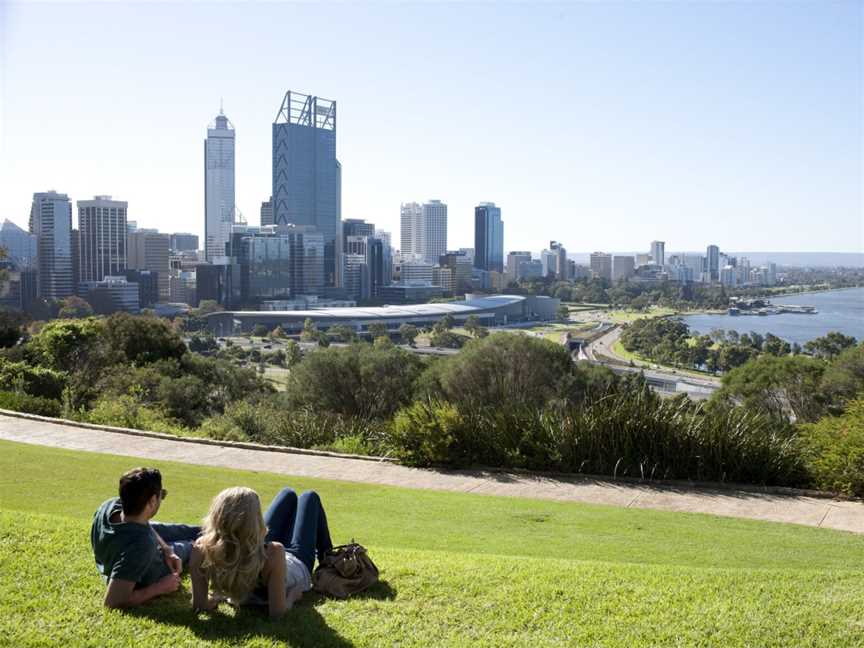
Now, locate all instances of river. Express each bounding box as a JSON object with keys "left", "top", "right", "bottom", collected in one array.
[{"left": 680, "top": 287, "right": 864, "bottom": 345}]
